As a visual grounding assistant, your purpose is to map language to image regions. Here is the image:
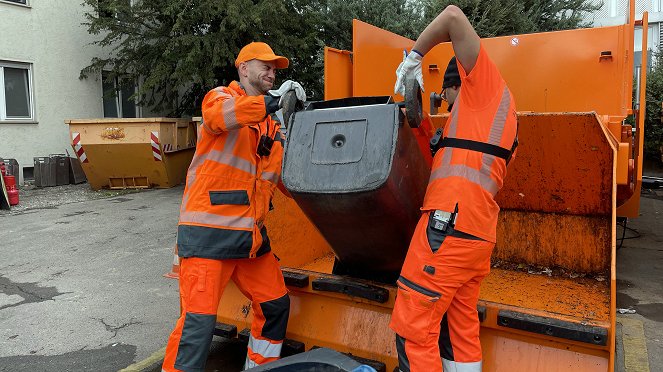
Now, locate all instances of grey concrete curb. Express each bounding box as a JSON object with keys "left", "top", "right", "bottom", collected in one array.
[{"left": 118, "top": 347, "right": 165, "bottom": 372}]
